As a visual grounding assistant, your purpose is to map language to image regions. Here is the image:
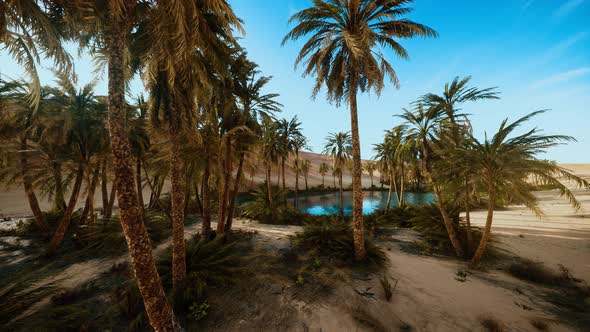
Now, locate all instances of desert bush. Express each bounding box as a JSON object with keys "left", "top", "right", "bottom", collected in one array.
[
  {"left": 479, "top": 315, "right": 504, "bottom": 332},
  {"left": 380, "top": 275, "right": 397, "bottom": 301},
  {"left": 240, "top": 184, "right": 306, "bottom": 225},
  {"left": 508, "top": 259, "right": 561, "bottom": 285},
  {"left": 292, "top": 221, "right": 385, "bottom": 268}
]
